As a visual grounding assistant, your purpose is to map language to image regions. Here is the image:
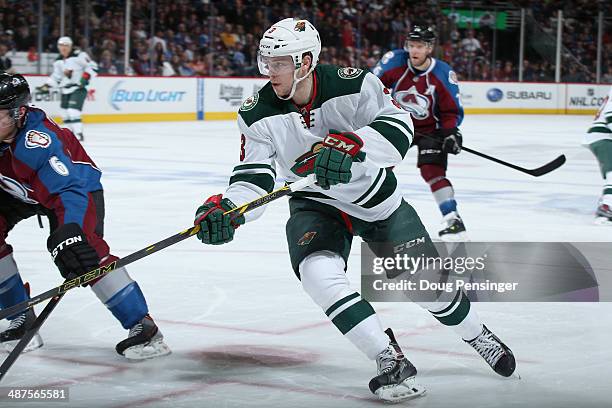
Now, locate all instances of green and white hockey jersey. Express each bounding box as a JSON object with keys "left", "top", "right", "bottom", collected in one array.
[
  {"left": 584, "top": 87, "right": 612, "bottom": 145},
  {"left": 46, "top": 49, "right": 98, "bottom": 95},
  {"left": 225, "top": 64, "right": 414, "bottom": 222}
]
